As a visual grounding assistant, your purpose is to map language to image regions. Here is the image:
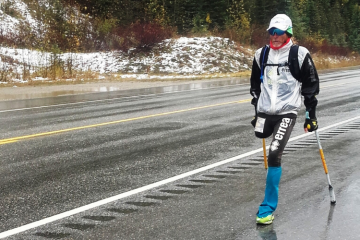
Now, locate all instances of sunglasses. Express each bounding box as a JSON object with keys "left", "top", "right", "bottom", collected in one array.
[{"left": 268, "top": 28, "right": 286, "bottom": 36}]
